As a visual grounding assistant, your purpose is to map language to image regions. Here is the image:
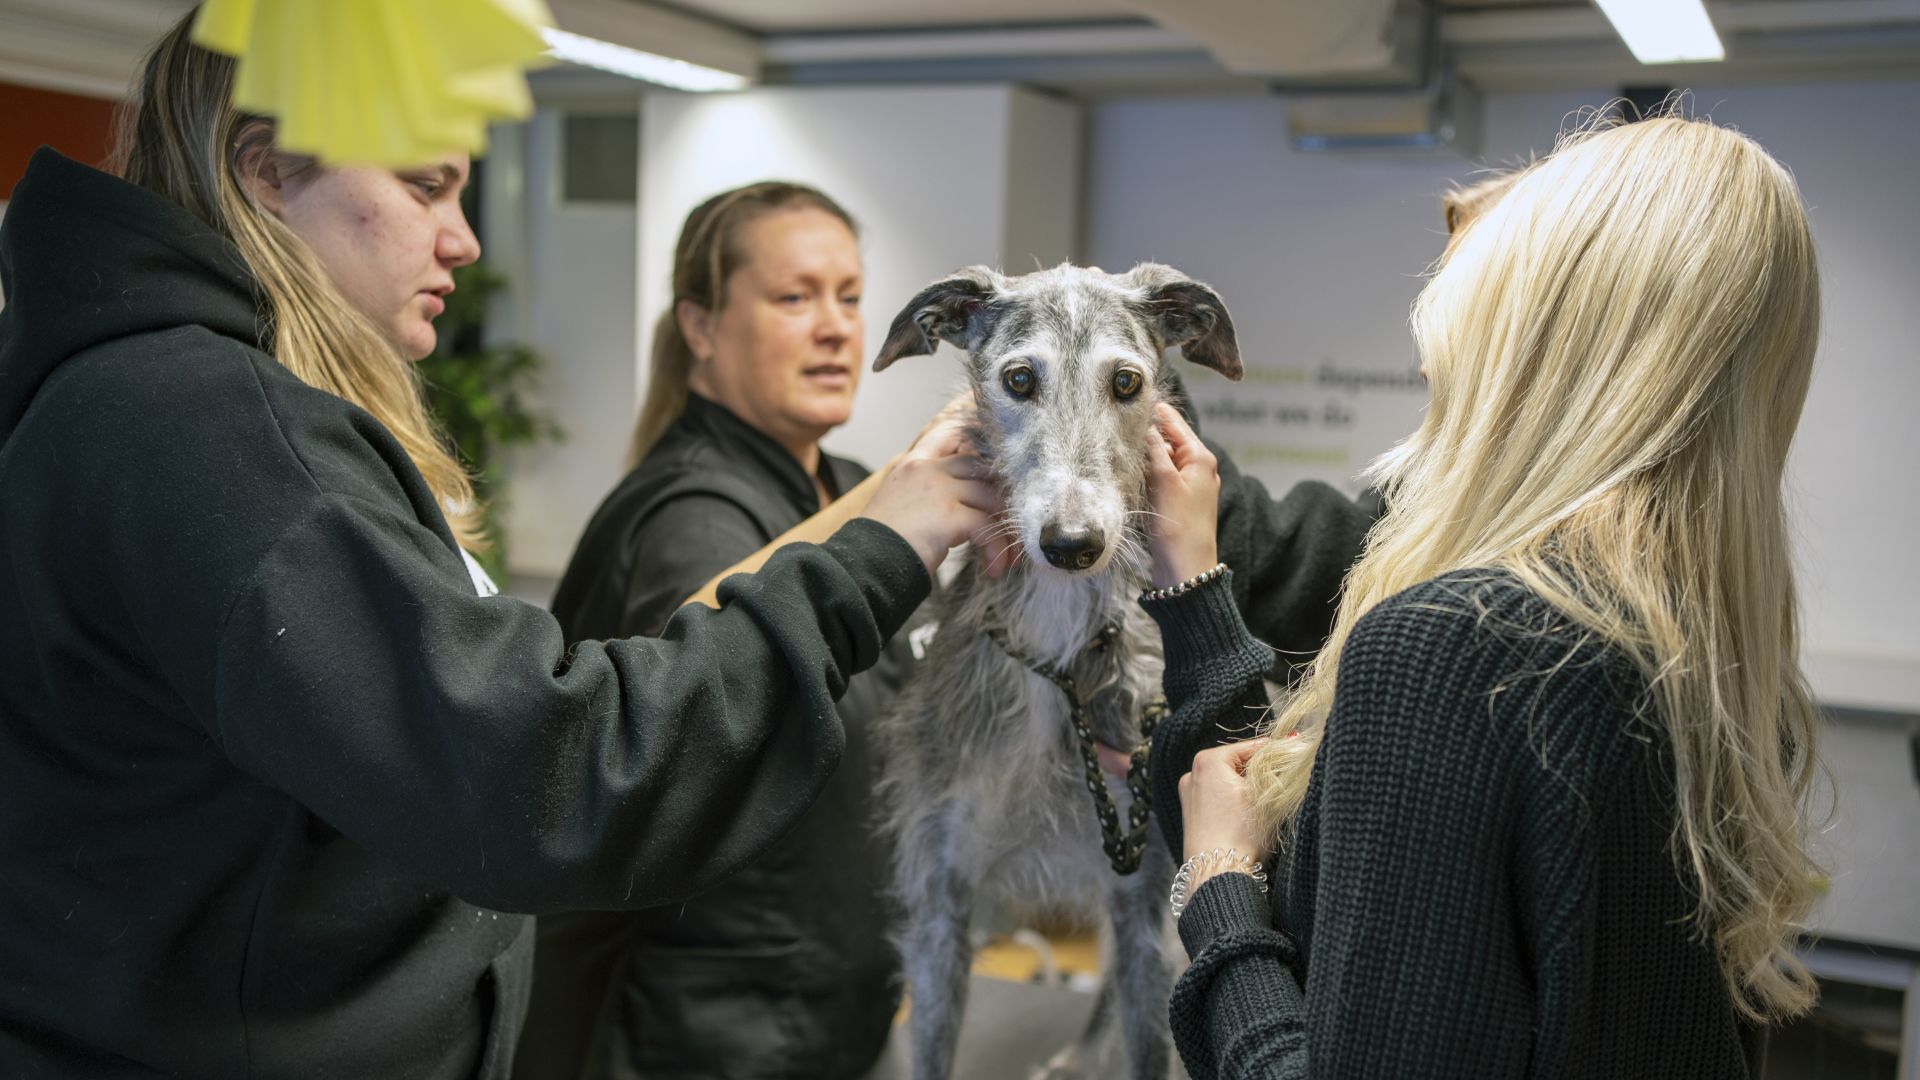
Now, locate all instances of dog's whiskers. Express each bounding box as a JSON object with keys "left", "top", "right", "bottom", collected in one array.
[{"left": 974, "top": 523, "right": 1026, "bottom": 545}]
